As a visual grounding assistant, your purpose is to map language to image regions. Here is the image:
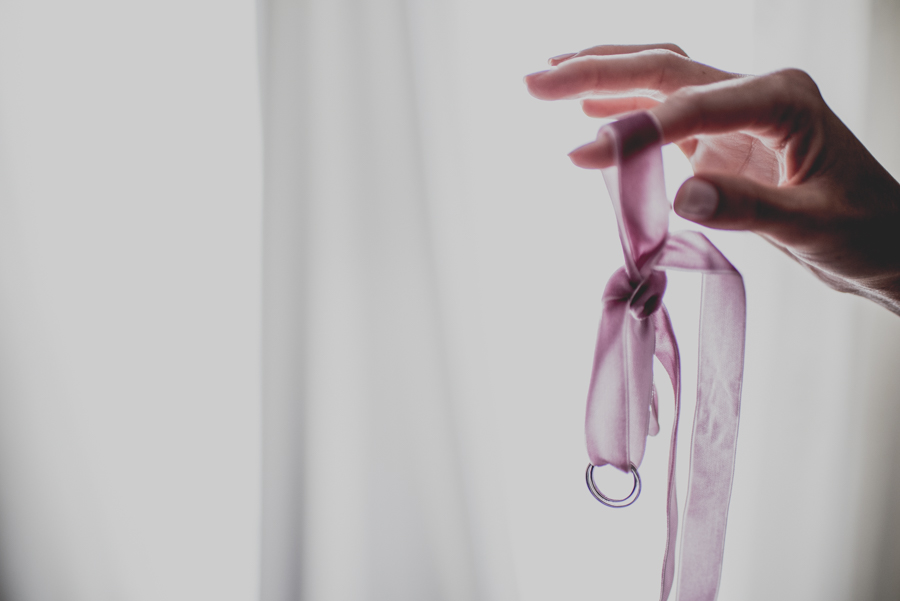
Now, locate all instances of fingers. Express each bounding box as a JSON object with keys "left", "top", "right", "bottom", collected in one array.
[
  {"left": 673, "top": 174, "right": 810, "bottom": 242},
  {"left": 548, "top": 43, "right": 689, "bottom": 66},
  {"left": 581, "top": 97, "right": 660, "bottom": 118},
  {"left": 569, "top": 130, "right": 616, "bottom": 168},
  {"left": 525, "top": 49, "right": 734, "bottom": 101},
  {"left": 653, "top": 69, "right": 822, "bottom": 144},
  {"left": 567, "top": 69, "right": 823, "bottom": 170}
]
